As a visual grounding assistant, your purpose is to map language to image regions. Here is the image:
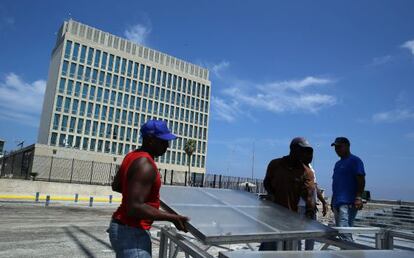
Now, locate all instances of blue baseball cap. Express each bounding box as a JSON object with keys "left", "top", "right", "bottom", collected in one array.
[{"left": 140, "top": 120, "right": 177, "bottom": 141}]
